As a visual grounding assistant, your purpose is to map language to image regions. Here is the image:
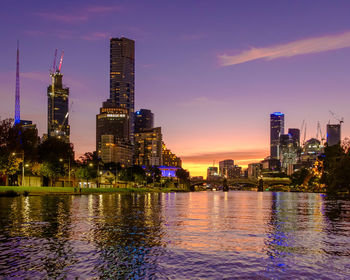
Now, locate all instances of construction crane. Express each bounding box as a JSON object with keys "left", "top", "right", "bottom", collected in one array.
[
  {"left": 329, "top": 110, "right": 344, "bottom": 125},
  {"left": 58, "top": 50, "right": 64, "bottom": 72}
]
